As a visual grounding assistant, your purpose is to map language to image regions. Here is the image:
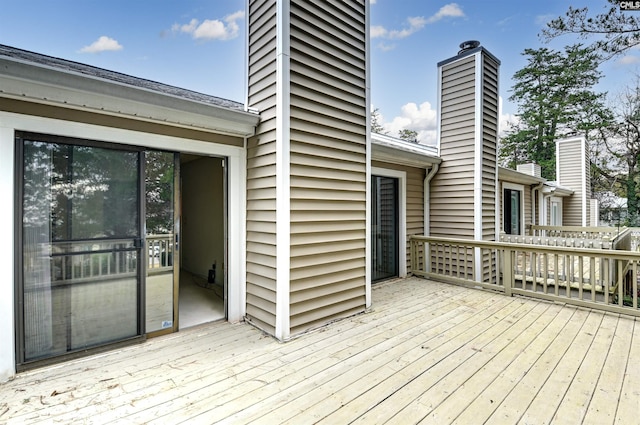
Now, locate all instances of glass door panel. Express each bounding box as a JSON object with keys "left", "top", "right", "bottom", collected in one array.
[
  {"left": 145, "top": 151, "right": 176, "bottom": 334},
  {"left": 20, "top": 136, "right": 142, "bottom": 363},
  {"left": 372, "top": 175, "right": 399, "bottom": 282}
]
